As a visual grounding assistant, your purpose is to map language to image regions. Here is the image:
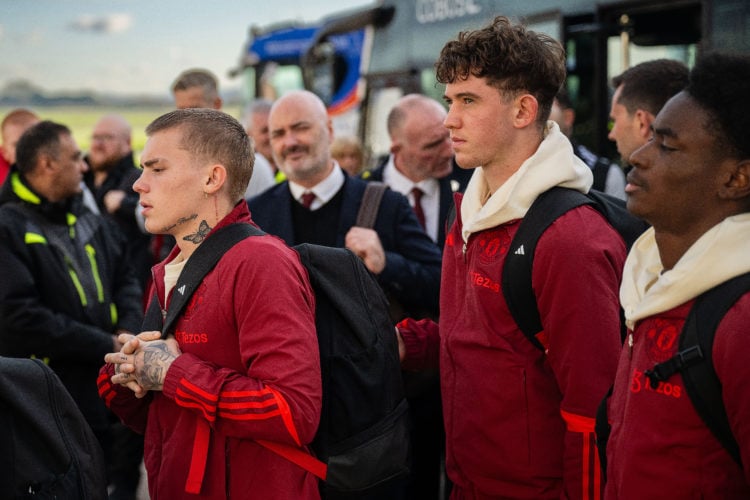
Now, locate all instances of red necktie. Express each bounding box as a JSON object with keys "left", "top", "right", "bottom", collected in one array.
[
  {"left": 411, "top": 187, "right": 426, "bottom": 229},
  {"left": 301, "top": 192, "right": 316, "bottom": 210}
]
